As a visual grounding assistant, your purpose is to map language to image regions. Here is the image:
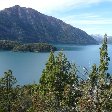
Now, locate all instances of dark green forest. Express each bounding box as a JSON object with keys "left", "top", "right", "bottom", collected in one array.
[
  {"left": 0, "top": 5, "right": 98, "bottom": 45},
  {"left": 0, "top": 34, "right": 112, "bottom": 112},
  {"left": 0, "top": 40, "right": 56, "bottom": 52}
]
